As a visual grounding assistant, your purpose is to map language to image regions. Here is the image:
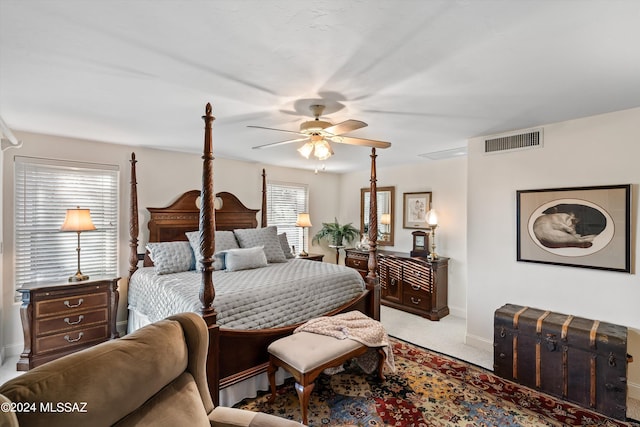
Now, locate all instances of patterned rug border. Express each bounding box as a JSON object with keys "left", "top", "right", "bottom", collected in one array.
[{"left": 235, "top": 336, "right": 640, "bottom": 426}]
